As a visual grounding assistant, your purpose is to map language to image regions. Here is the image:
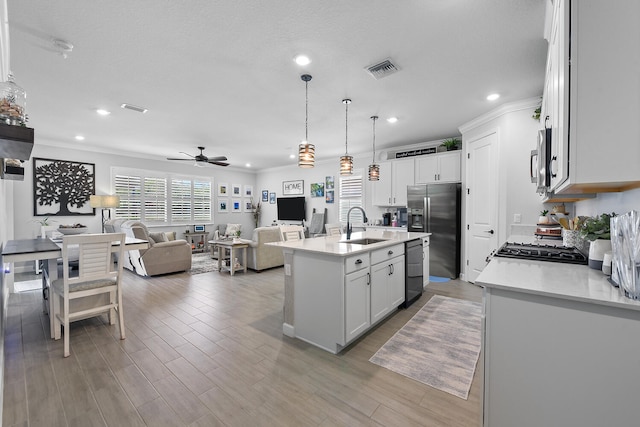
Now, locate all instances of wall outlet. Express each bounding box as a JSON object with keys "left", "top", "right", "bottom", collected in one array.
[
  {"left": 284, "top": 264, "right": 291, "bottom": 276},
  {"left": 514, "top": 213, "right": 522, "bottom": 224}
]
